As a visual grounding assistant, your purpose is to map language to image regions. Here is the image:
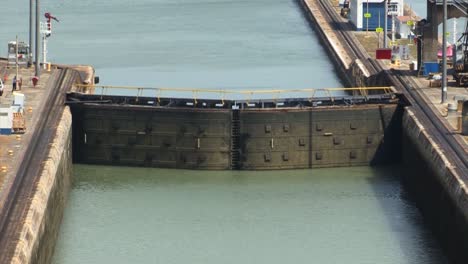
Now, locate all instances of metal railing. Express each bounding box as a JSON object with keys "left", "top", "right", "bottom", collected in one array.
[{"left": 74, "top": 84, "right": 395, "bottom": 103}]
